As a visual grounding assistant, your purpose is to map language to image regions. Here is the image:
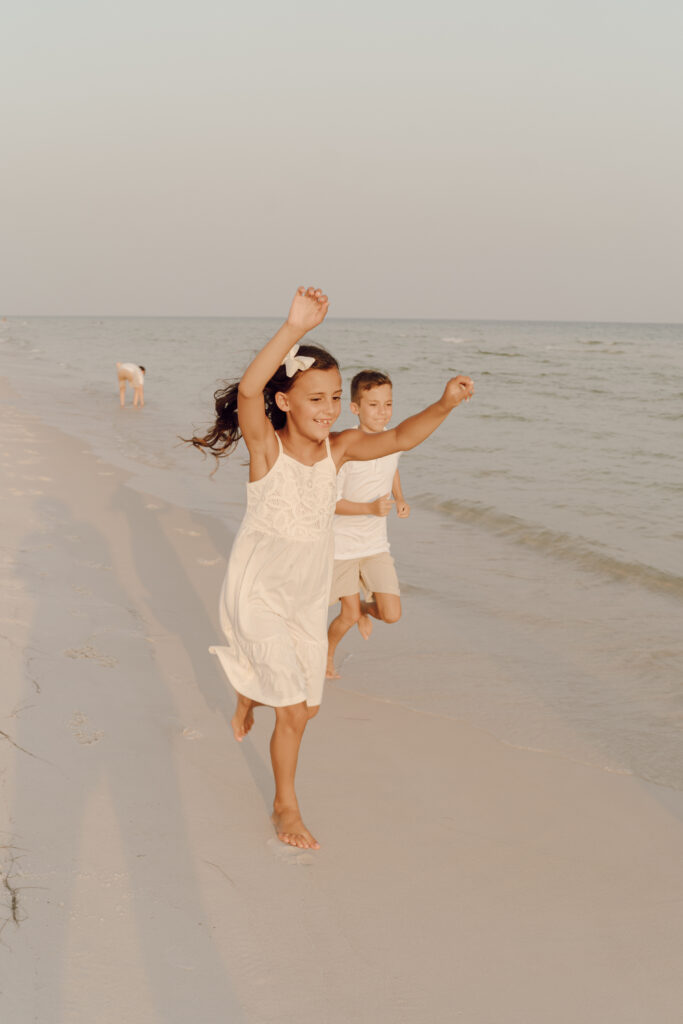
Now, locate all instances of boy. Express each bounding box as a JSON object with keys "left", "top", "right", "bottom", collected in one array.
[{"left": 326, "top": 370, "right": 410, "bottom": 679}]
